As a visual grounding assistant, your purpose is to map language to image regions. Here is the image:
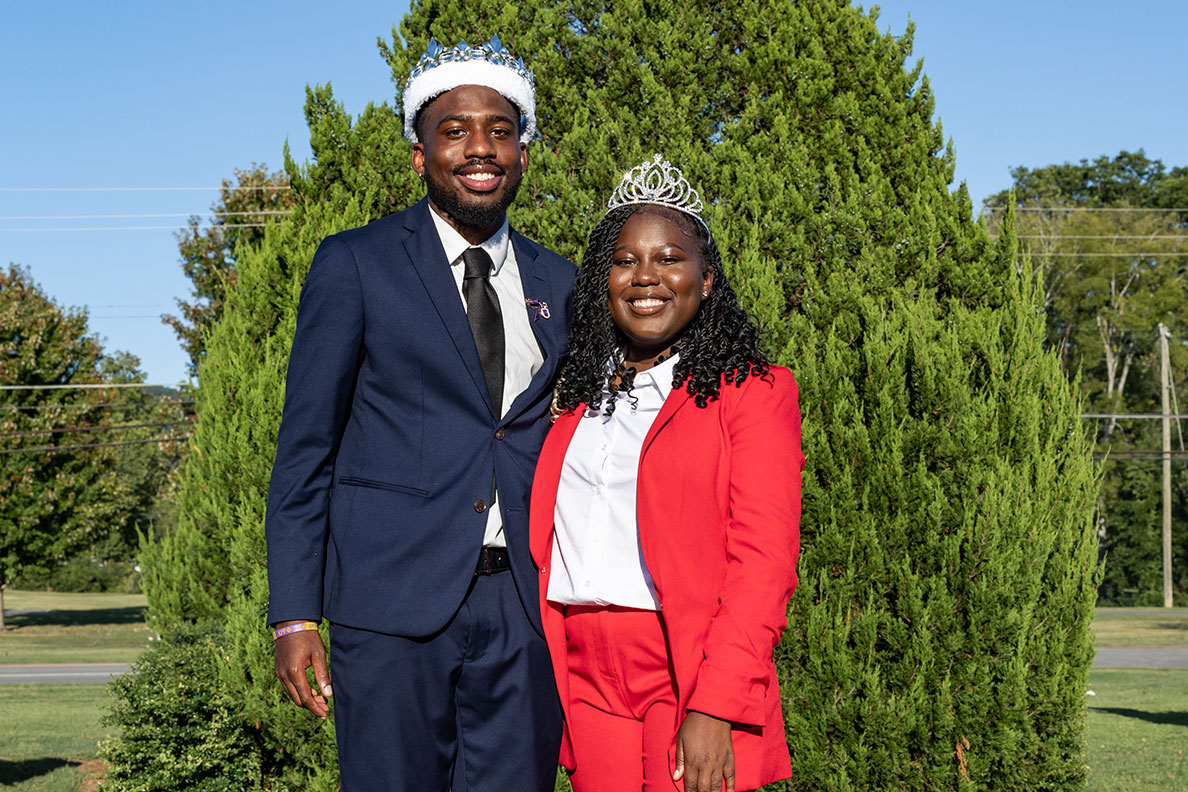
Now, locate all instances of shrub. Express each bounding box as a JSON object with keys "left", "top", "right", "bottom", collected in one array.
[{"left": 100, "top": 621, "right": 269, "bottom": 791}]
